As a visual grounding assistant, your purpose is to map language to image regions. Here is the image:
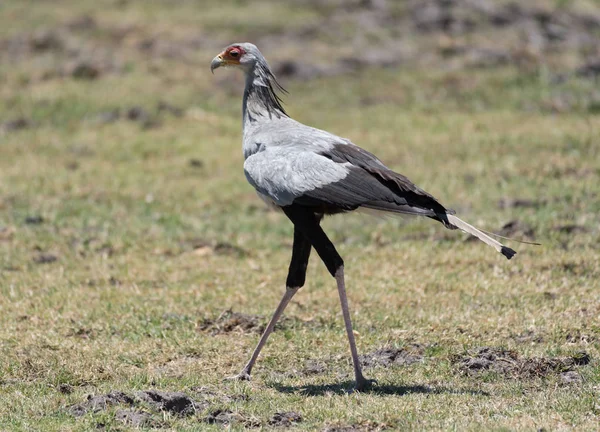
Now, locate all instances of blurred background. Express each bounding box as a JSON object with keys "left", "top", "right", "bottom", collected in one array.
[{"left": 1, "top": 0, "right": 599, "bottom": 429}]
